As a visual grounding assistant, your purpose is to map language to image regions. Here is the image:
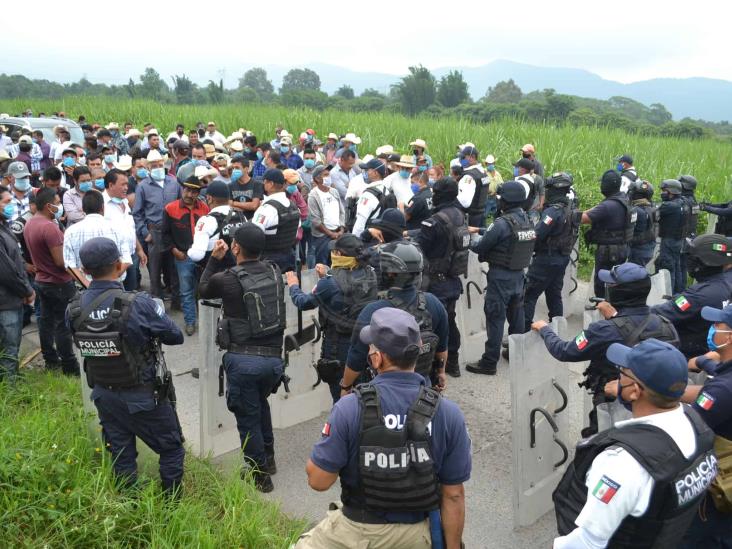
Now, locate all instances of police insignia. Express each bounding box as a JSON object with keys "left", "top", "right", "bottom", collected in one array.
[
  {"left": 592, "top": 475, "right": 620, "bottom": 503},
  {"left": 543, "top": 216, "right": 553, "bottom": 225},
  {"left": 712, "top": 243, "right": 727, "bottom": 252},
  {"left": 575, "top": 331, "right": 588, "bottom": 350},
  {"left": 674, "top": 295, "right": 691, "bottom": 311},
  {"left": 256, "top": 214, "right": 266, "bottom": 224},
  {"left": 696, "top": 392, "right": 715, "bottom": 410},
  {"left": 322, "top": 422, "right": 331, "bottom": 436}
]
